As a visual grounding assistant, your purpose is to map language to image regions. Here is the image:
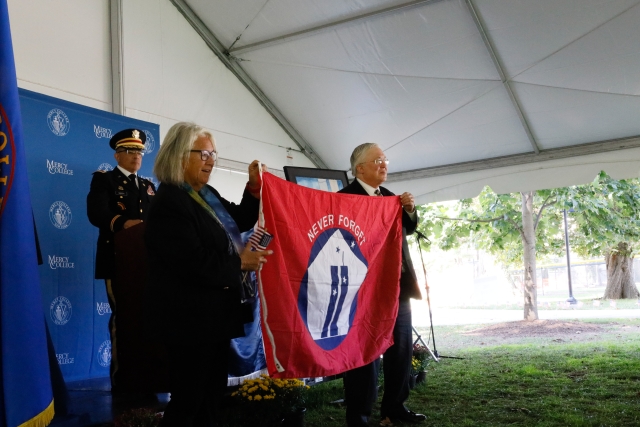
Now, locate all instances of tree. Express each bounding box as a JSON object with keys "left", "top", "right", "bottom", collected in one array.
[
  {"left": 562, "top": 172, "right": 640, "bottom": 299},
  {"left": 416, "top": 172, "right": 640, "bottom": 309},
  {"left": 416, "top": 188, "right": 564, "bottom": 320}
]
